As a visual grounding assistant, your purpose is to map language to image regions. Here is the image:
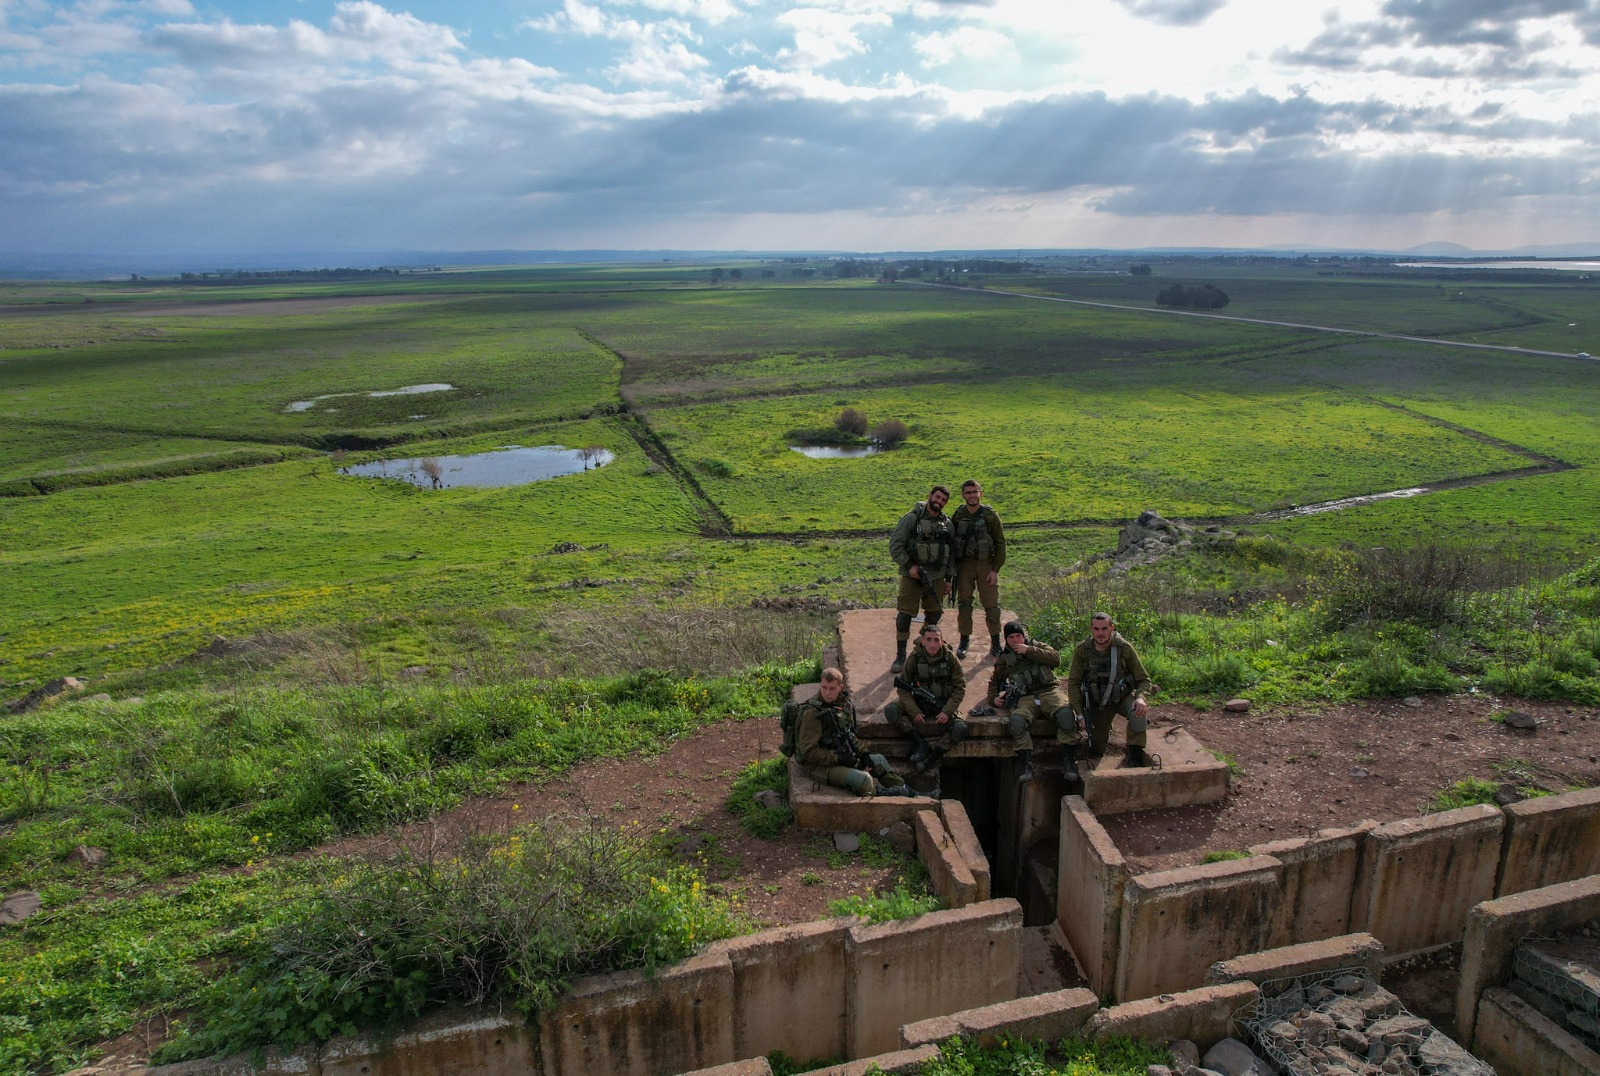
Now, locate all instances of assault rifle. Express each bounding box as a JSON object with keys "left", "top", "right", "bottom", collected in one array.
[
  {"left": 993, "top": 676, "right": 1028, "bottom": 710},
  {"left": 893, "top": 675, "right": 946, "bottom": 721}
]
